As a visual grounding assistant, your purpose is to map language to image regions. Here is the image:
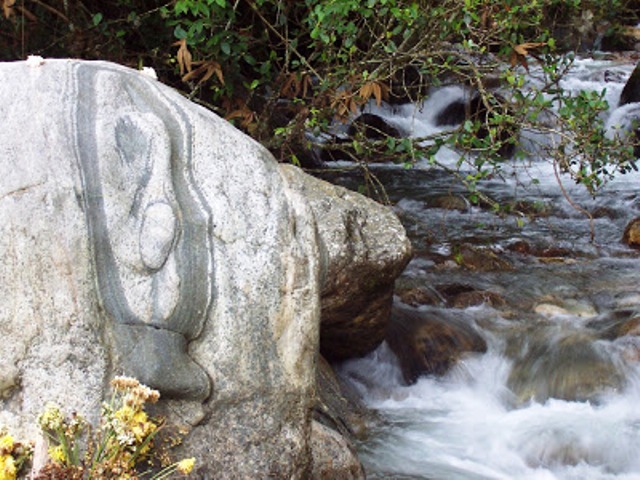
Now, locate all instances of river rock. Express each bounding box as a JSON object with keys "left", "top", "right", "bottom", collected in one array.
[
  {"left": 507, "top": 332, "right": 624, "bottom": 404},
  {"left": 430, "top": 194, "right": 469, "bottom": 211},
  {"left": 619, "top": 61, "right": 640, "bottom": 106},
  {"left": 347, "top": 113, "right": 401, "bottom": 140},
  {"left": 315, "top": 355, "right": 372, "bottom": 441},
  {"left": 435, "top": 93, "right": 517, "bottom": 158},
  {"left": 622, "top": 217, "right": 640, "bottom": 247},
  {"left": 397, "top": 286, "right": 443, "bottom": 307},
  {"left": 388, "top": 65, "right": 429, "bottom": 104},
  {"left": 310, "top": 421, "right": 365, "bottom": 480},
  {"left": 587, "top": 310, "right": 640, "bottom": 340},
  {"left": 321, "top": 113, "right": 404, "bottom": 163},
  {"left": 286, "top": 168, "right": 413, "bottom": 361},
  {"left": 0, "top": 58, "right": 407, "bottom": 477},
  {"left": 451, "top": 290, "right": 506, "bottom": 308},
  {"left": 386, "top": 306, "right": 487, "bottom": 384},
  {"left": 455, "top": 244, "right": 514, "bottom": 271}
]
